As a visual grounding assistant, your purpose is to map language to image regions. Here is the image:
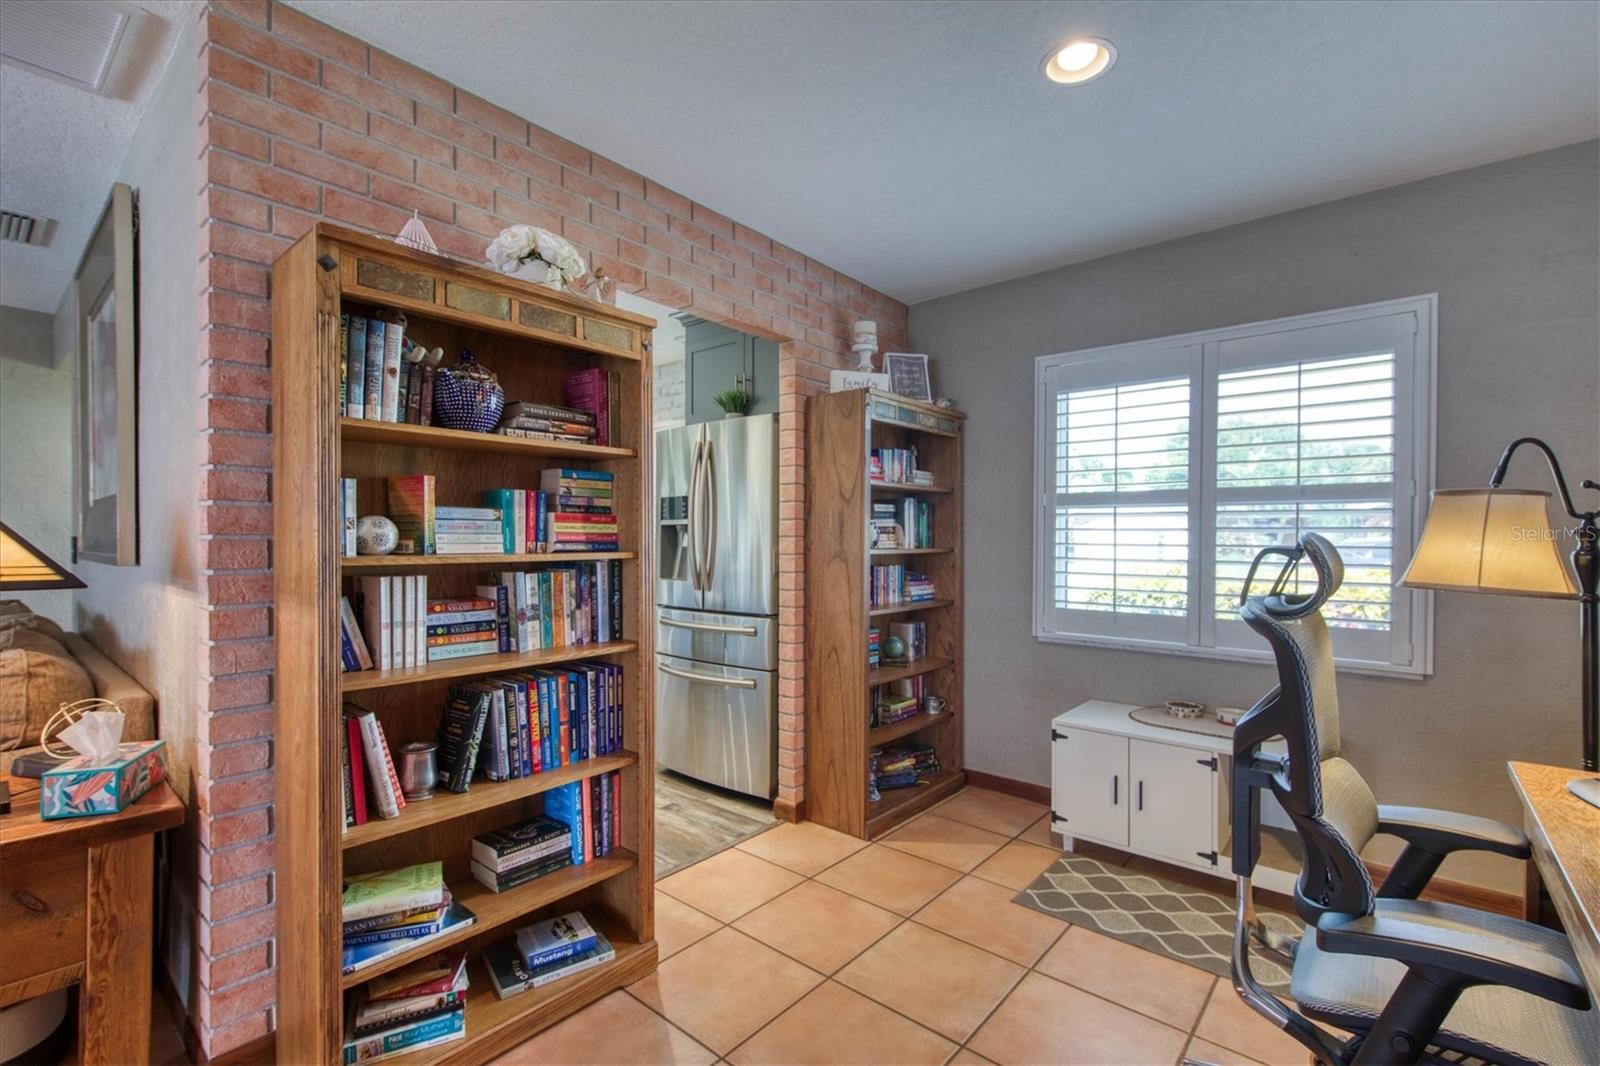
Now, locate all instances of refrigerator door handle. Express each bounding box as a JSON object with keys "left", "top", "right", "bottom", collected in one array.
[
  {"left": 660, "top": 616, "right": 759, "bottom": 637},
  {"left": 657, "top": 662, "right": 758, "bottom": 689},
  {"left": 687, "top": 438, "right": 706, "bottom": 590},
  {"left": 703, "top": 440, "right": 719, "bottom": 588}
]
